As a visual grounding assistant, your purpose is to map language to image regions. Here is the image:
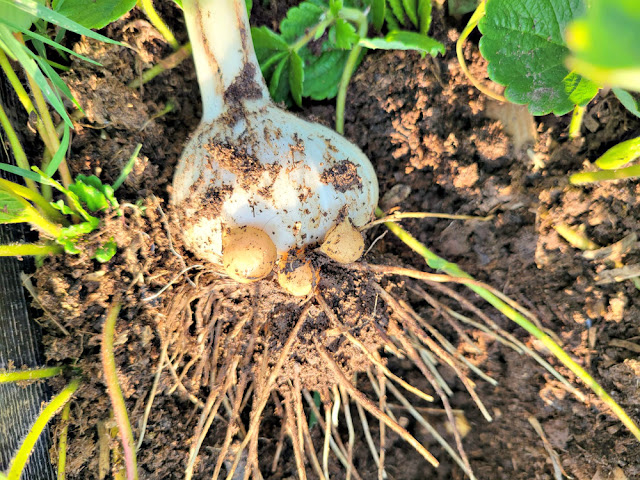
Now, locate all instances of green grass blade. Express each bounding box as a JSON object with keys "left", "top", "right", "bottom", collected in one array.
[
  {"left": 112, "top": 144, "right": 142, "bottom": 190},
  {"left": 7, "top": 378, "right": 81, "bottom": 480},
  {"left": 0, "top": 24, "right": 72, "bottom": 125},
  {"left": 0, "top": 163, "right": 48, "bottom": 183},
  {"left": 45, "top": 124, "right": 70, "bottom": 177},
  {"left": 377, "top": 208, "right": 640, "bottom": 442},
  {"left": 0, "top": 366, "right": 63, "bottom": 383},
  {"left": 1, "top": 0, "right": 119, "bottom": 44},
  {"left": 20, "top": 27, "right": 100, "bottom": 65}
]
